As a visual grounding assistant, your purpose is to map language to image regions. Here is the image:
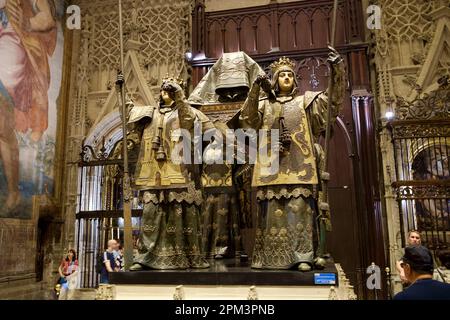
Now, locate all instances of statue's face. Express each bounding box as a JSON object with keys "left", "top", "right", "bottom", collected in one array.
[
  {"left": 277, "top": 70, "right": 294, "bottom": 94},
  {"left": 160, "top": 90, "right": 173, "bottom": 105}
]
